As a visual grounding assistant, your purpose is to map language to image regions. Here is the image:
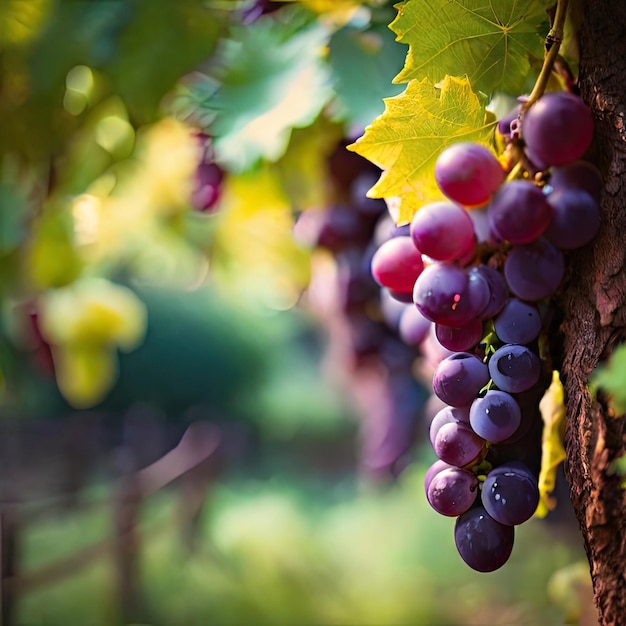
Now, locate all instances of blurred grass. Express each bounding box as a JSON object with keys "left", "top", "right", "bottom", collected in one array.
[{"left": 16, "top": 463, "right": 587, "bottom": 626}]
